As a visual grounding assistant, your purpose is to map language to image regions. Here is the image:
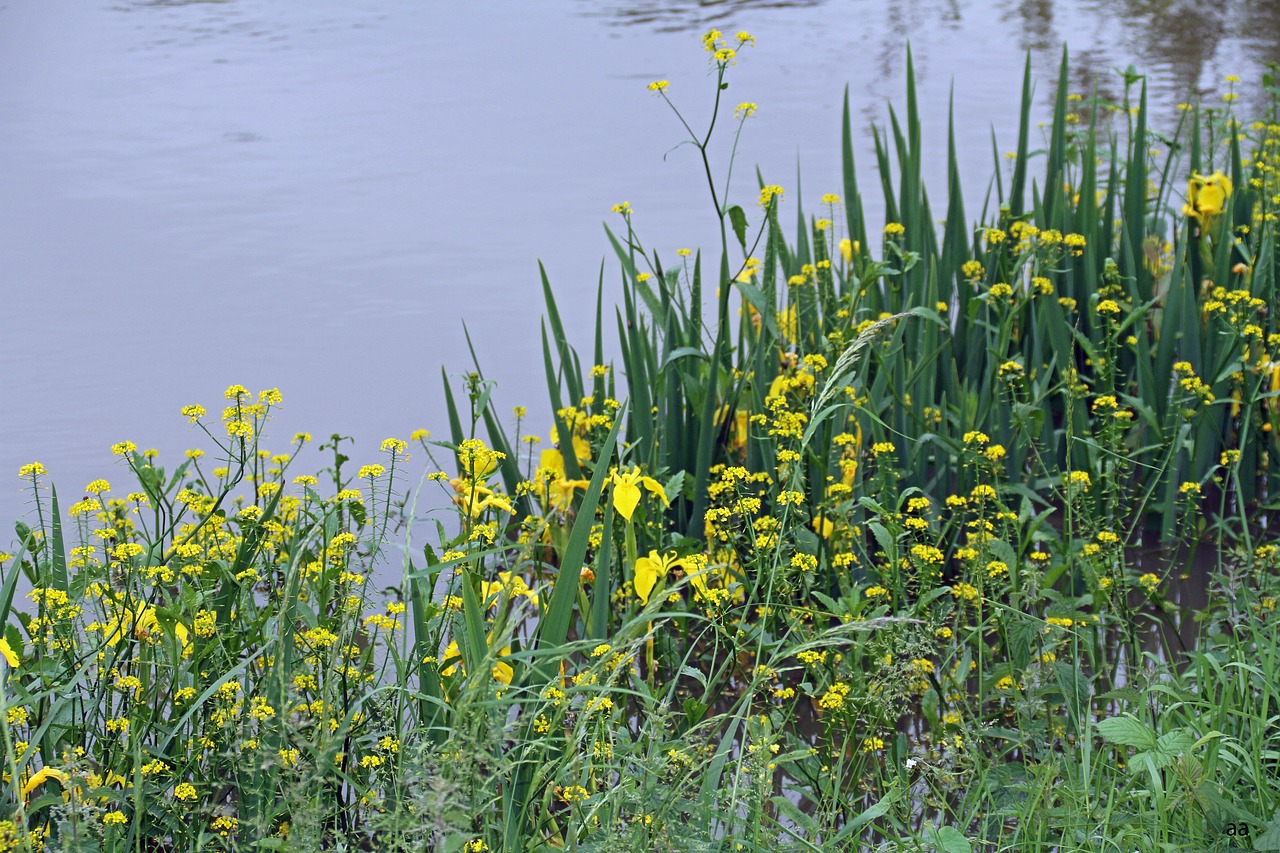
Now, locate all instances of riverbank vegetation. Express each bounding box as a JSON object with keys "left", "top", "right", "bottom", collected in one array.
[{"left": 3, "top": 32, "right": 1280, "bottom": 852}]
